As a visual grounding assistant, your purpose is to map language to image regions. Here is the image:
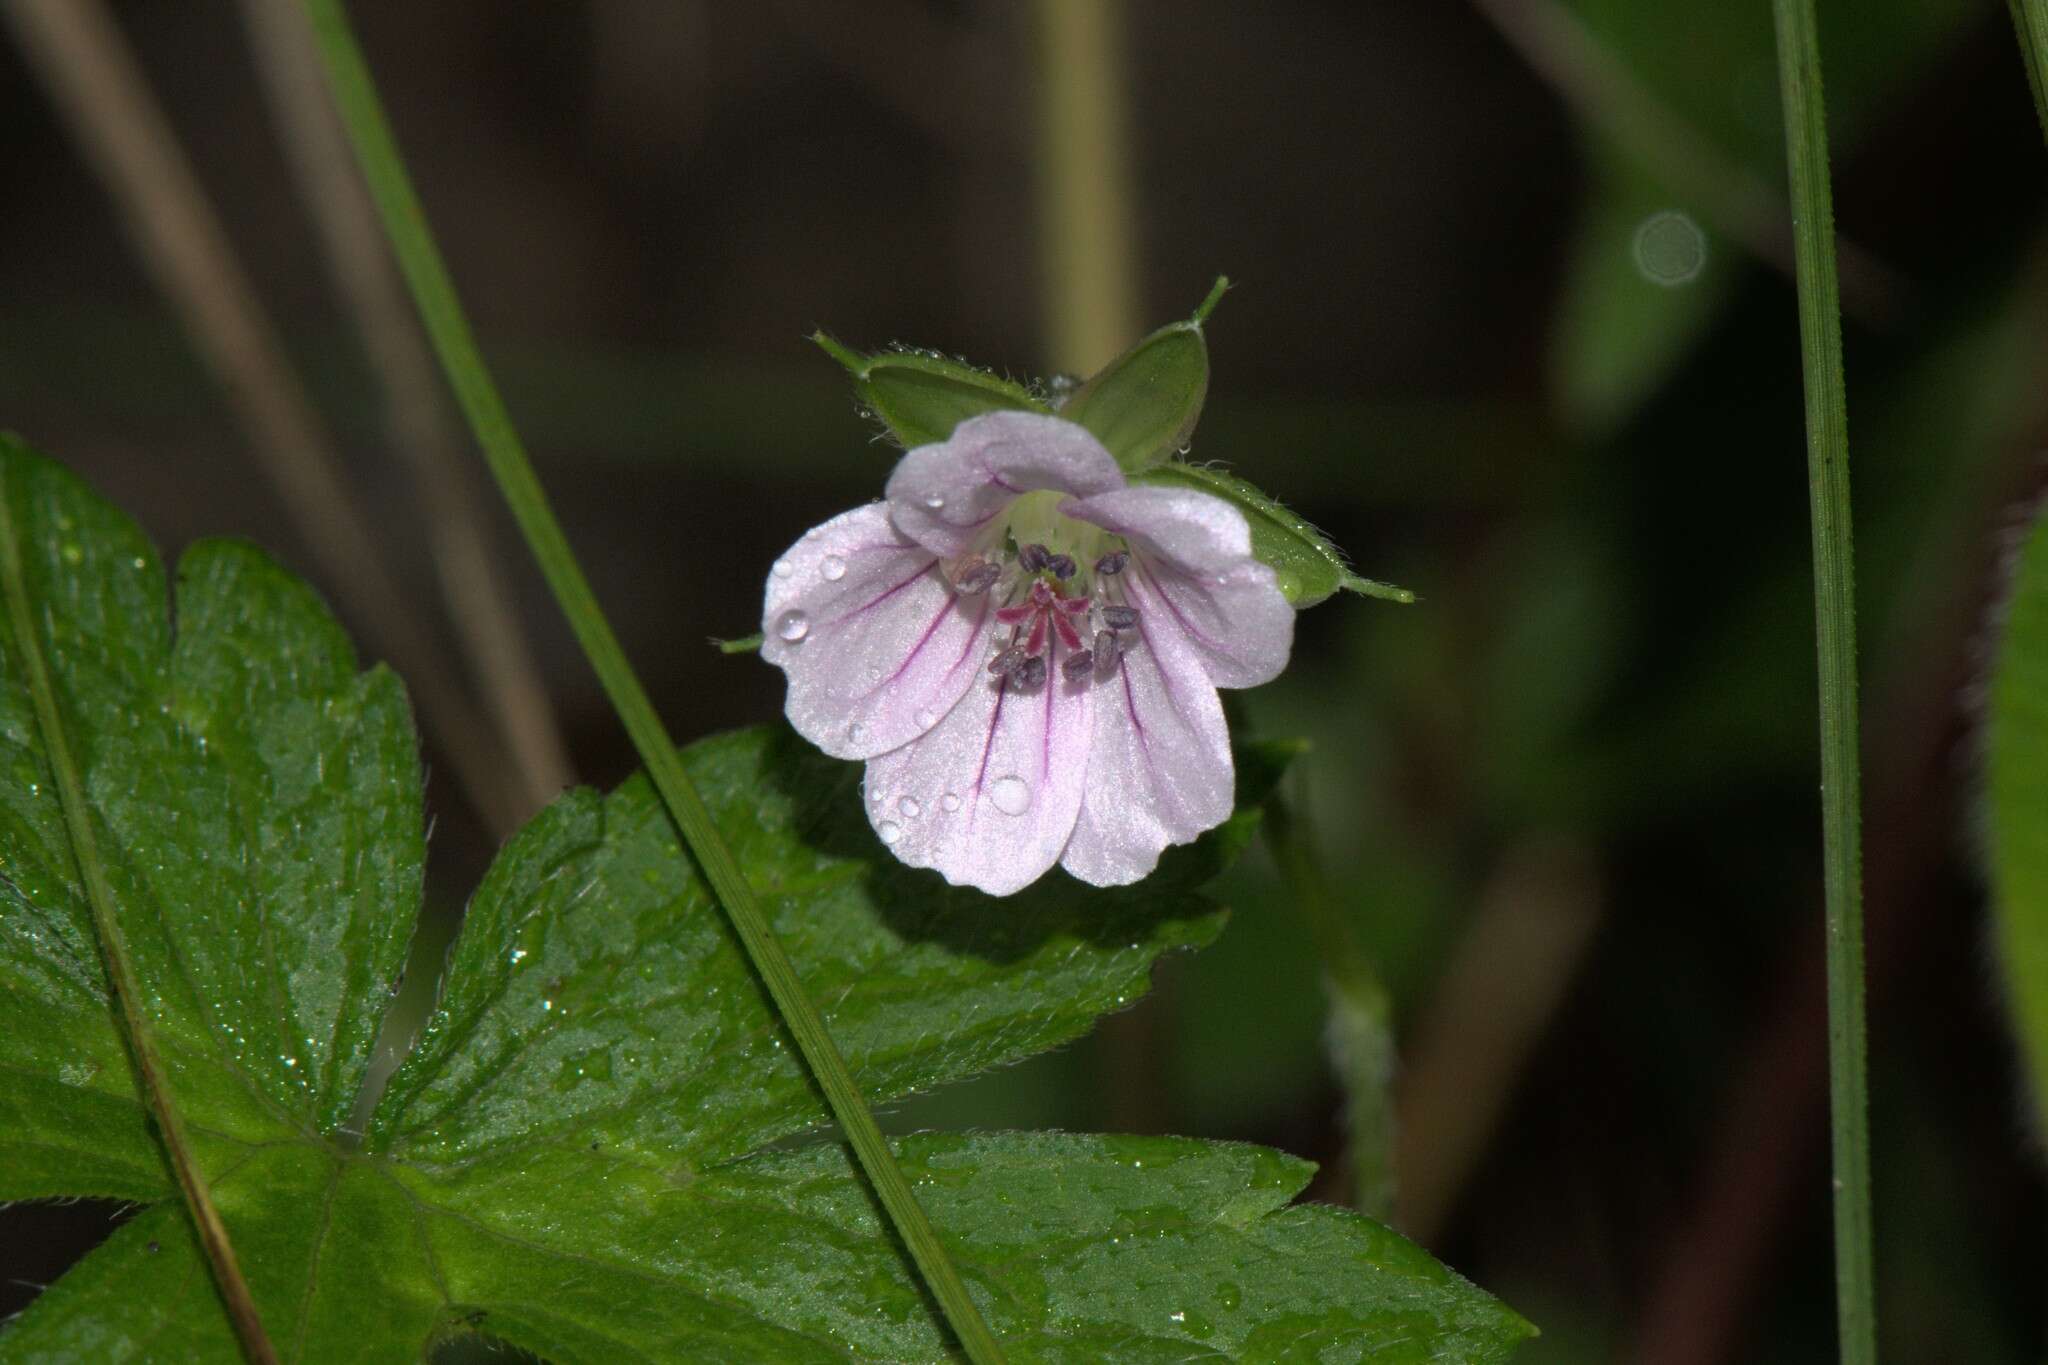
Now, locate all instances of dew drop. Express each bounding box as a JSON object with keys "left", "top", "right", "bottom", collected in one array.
[
  {"left": 820, "top": 554, "right": 847, "bottom": 581},
  {"left": 772, "top": 558, "right": 794, "bottom": 578},
  {"left": 899, "top": 796, "right": 921, "bottom": 818},
  {"left": 848, "top": 721, "right": 868, "bottom": 745},
  {"left": 914, "top": 706, "right": 938, "bottom": 729},
  {"left": 989, "top": 775, "right": 1031, "bottom": 815},
  {"left": 877, "top": 820, "right": 902, "bottom": 845},
  {"left": 775, "top": 609, "right": 810, "bottom": 642},
  {"left": 941, "top": 792, "right": 962, "bottom": 812},
  {"left": 923, "top": 492, "right": 946, "bottom": 509}
]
